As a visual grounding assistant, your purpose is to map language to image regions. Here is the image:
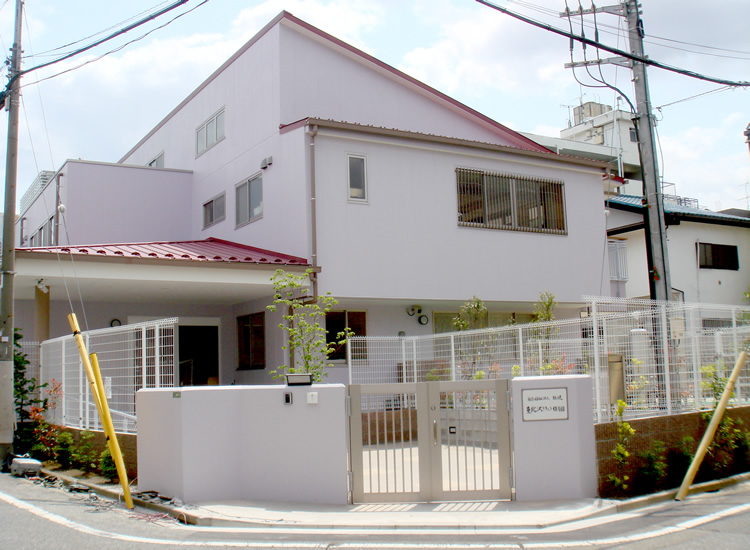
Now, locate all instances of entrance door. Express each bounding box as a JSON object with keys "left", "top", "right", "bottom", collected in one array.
[
  {"left": 178, "top": 325, "right": 219, "bottom": 386},
  {"left": 349, "top": 380, "right": 512, "bottom": 503}
]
